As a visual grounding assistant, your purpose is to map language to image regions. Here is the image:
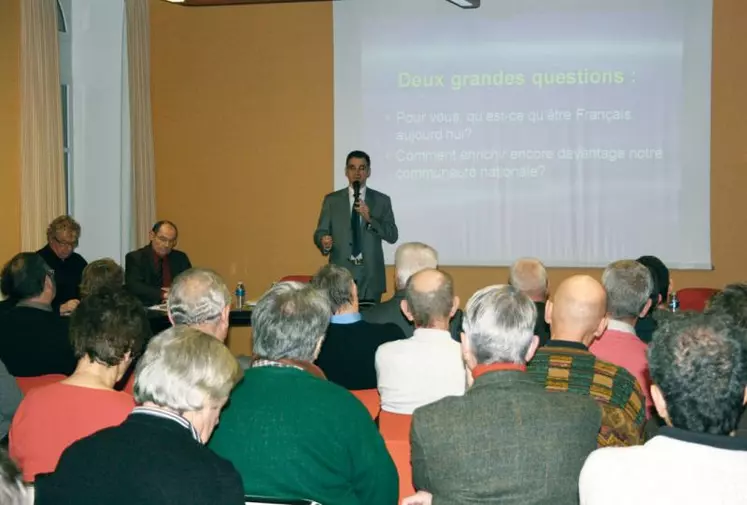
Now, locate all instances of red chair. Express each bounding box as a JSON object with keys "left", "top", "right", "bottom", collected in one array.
[
  {"left": 16, "top": 374, "right": 66, "bottom": 394},
  {"left": 385, "top": 439, "right": 415, "bottom": 501},
  {"left": 278, "top": 275, "right": 313, "bottom": 284},
  {"left": 677, "top": 288, "right": 719, "bottom": 312},
  {"left": 350, "top": 389, "right": 380, "bottom": 419},
  {"left": 123, "top": 373, "right": 136, "bottom": 396},
  {"left": 379, "top": 411, "right": 412, "bottom": 441}
]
